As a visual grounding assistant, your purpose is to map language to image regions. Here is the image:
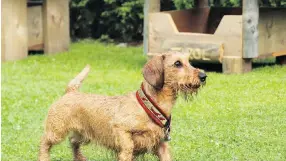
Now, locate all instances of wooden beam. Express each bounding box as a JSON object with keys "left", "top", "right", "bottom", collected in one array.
[
  {"left": 28, "top": 44, "right": 44, "bottom": 51},
  {"left": 272, "top": 50, "right": 286, "bottom": 57},
  {"left": 1, "top": 0, "right": 28, "bottom": 62},
  {"left": 168, "top": 8, "right": 211, "bottom": 33},
  {"left": 258, "top": 10, "right": 286, "bottom": 56},
  {"left": 242, "top": 0, "right": 259, "bottom": 58},
  {"left": 43, "top": 0, "right": 70, "bottom": 54},
  {"left": 161, "top": 40, "right": 224, "bottom": 63},
  {"left": 143, "top": 0, "right": 160, "bottom": 55}
]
